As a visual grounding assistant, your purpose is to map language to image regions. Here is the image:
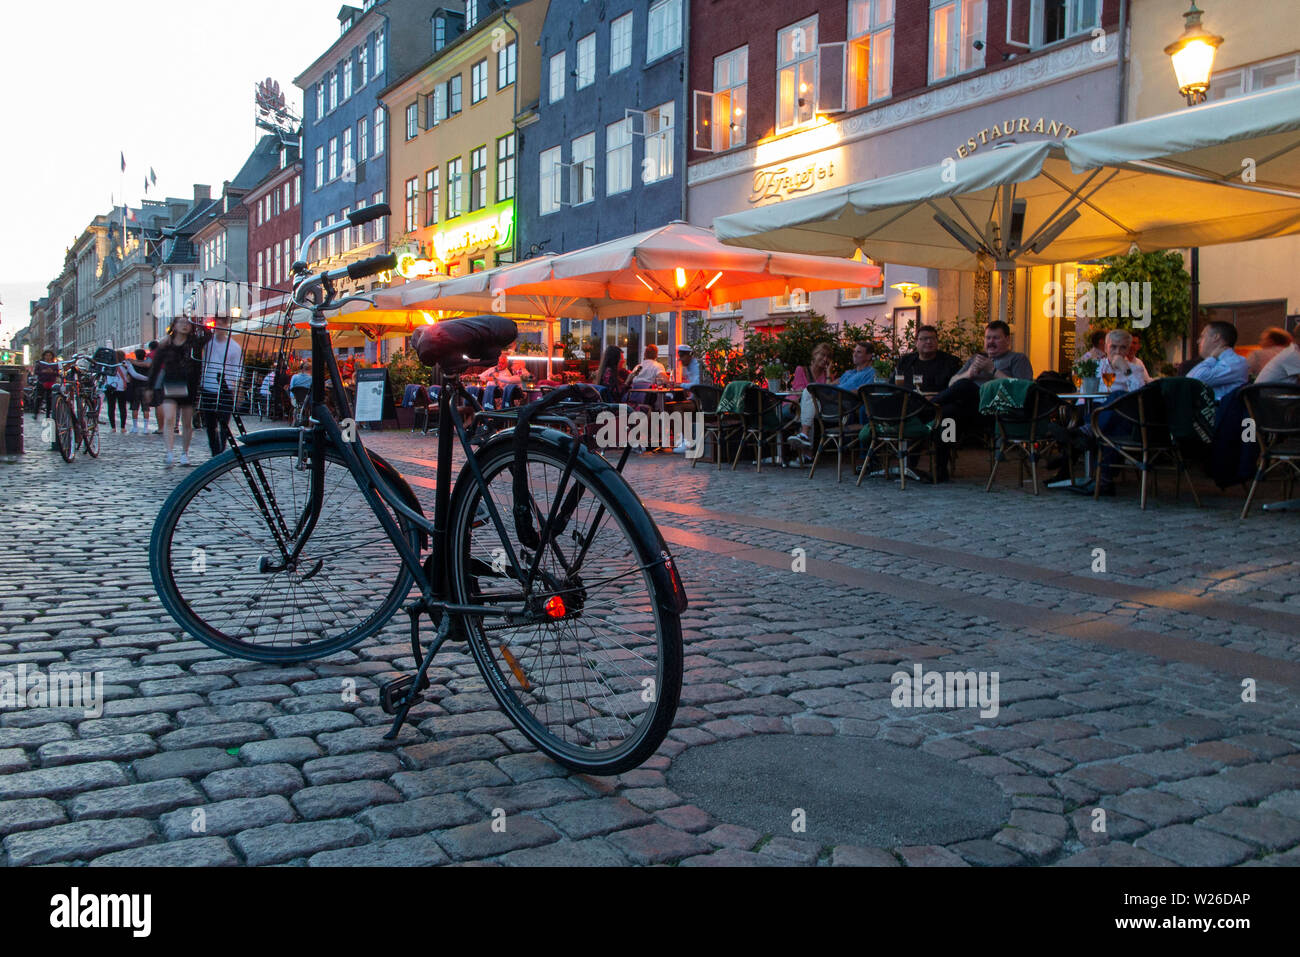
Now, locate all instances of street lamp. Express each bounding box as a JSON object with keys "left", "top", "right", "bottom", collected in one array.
[{"left": 1164, "top": 2, "right": 1223, "bottom": 106}]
